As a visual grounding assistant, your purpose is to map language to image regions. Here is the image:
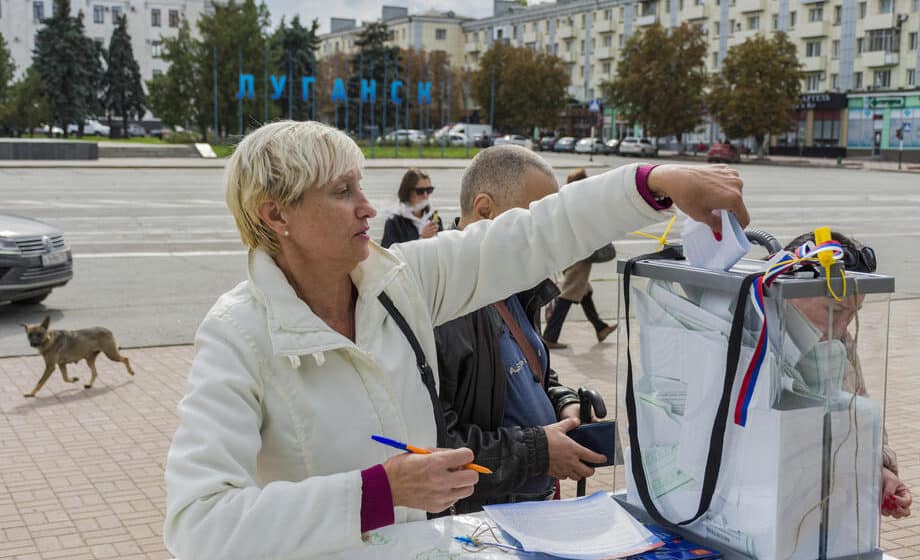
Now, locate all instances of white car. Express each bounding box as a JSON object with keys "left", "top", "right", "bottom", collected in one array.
[
  {"left": 380, "top": 129, "right": 425, "bottom": 144},
  {"left": 618, "top": 137, "right": 658, "bottom": 157},
  {"left": 574, "top": 137, "right": 608, "bottom": 154},
  {"left": 35, "top": 124, "right": 64, "bottom": 137},
  {"left": 492, "top": 134, "right": 533, "bottom": 150},
  {"left": 66, "top": 119, "right": 111, "bottom": 137}
]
